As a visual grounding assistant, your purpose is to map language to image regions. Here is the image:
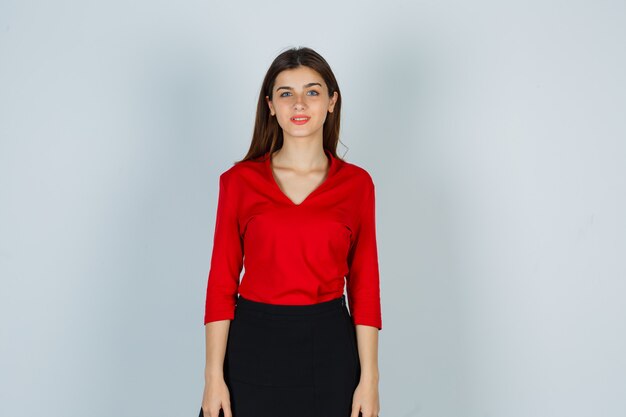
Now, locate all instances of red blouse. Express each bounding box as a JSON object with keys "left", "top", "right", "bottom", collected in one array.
[{"left": 204, "top": 149, "right": 382, "bottom": 330}]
